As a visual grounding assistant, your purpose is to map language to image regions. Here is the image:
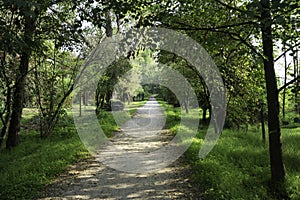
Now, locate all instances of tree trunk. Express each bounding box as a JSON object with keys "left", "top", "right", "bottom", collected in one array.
[
  {"left": 0, "top": 86, "right": 11, "bottom": 149},
  {"left": 100, "top": 95, "right": 105, "bottom": 109},
  {"left": 105, "top": 91, "right": 112, "bottom": 111},
  {"left": 6, "top": 10, "right": 38, "bottom": 149},
  {"left": 105, "top": 11, "right": 113, "bottom": 37},
  {"left": 260, "top": 103, "right": 266, "bottom": 144},
  {"left": 6, "top": 54, "right": 28, "bottom": 148},
  {"left": 282, "top": 44, "right": 287, "bottom": 119},
  {"left": 260, "top": 0, "right": 285, "bottom": 184},
  {"left": 202, "top": 107, "right": 207, "bottom": 124},
  {"left": 84, "top": 91, "right": 88, "bottom": 106},
  {"left": 293, "top": 48, "right": 299, "bottom": 114},
  {"left": 183, "top": 96, "right": 189, "bottom": 114},
  {"left": 296, "top": 49, "right": 300, "bottom": 115},
  {"left": 79, "top": 92, "right": 82, "bottom": 117}
]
